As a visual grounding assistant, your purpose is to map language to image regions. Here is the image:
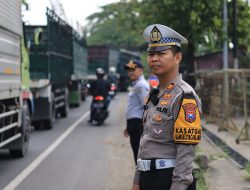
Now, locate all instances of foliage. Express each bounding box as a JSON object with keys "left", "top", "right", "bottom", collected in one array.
[
  {"left": 245, "top": 162, "right": 250, "bottom": 181},
  {"left": 246, "top": 162, "right": 250, "bottom": 174},
  {"left": 228, "top": 0, "right": 250, "bottom": 54},
  {"left": 86, "top": 0, "right": 145, "bottom": 50},
  {"left": 196, "top": 169, "right": 208, "bottom": 190},
  {"left": 86, "top": 0, "right": 250, "bottom": 51},
  {"left": 86, "top": 0, "right": 250, "bottom": 82}
]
